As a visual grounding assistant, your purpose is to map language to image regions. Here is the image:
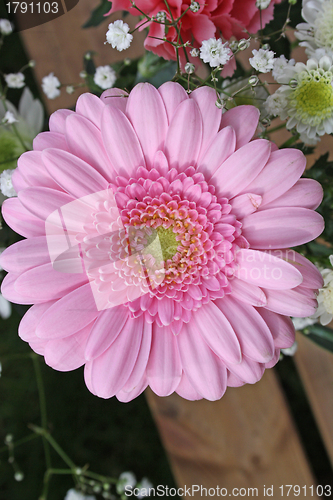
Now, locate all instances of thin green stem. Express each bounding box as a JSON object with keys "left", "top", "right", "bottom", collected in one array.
[
  {"left": 0, "top": 433, "right": 39, "bottom": 454},
  {"left": 267, "top": 123, "right": 287, "bottom": 134}
]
